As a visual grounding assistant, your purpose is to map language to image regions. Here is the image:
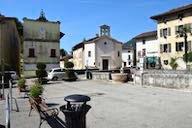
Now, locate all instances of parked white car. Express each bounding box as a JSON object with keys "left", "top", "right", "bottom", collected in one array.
[{"left": 47, "top": 68, "right": 65, "bottom": 81}]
